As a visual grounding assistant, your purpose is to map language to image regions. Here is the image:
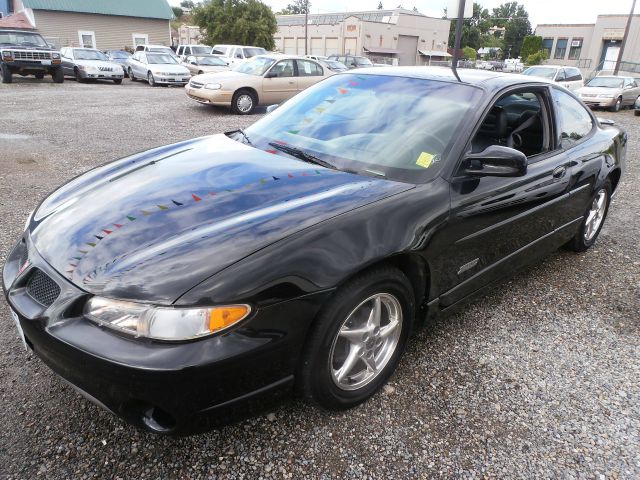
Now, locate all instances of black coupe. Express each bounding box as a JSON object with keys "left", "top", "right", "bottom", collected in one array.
[{"left": 3, "top": 68, "right": 626, "bottom": 434}]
